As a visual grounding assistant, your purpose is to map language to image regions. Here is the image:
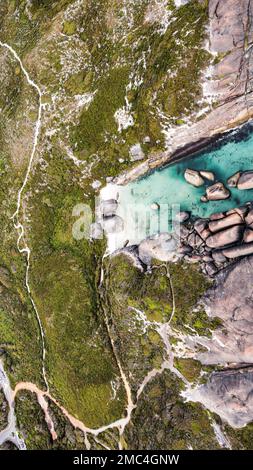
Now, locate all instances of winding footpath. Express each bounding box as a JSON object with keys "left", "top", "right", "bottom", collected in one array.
[{"left": 0, "top": 40, "right": 48, "bottom": 391}]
